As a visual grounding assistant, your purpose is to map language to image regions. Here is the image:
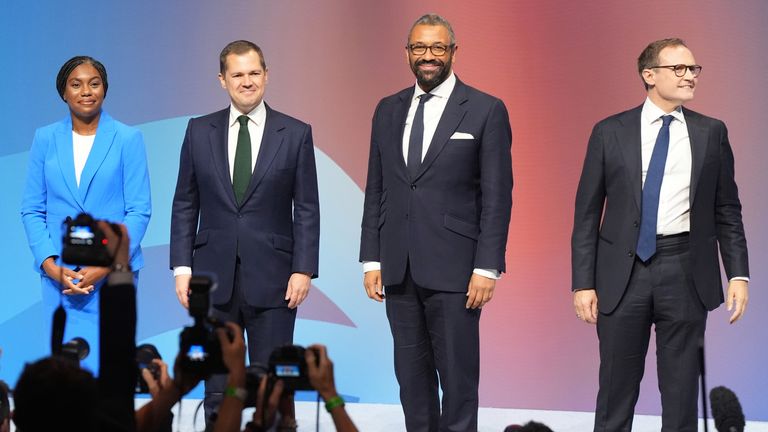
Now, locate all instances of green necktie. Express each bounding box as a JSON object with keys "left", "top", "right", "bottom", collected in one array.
[{"left": 233, "top": 115, "right": 252, "bottom": 205}]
